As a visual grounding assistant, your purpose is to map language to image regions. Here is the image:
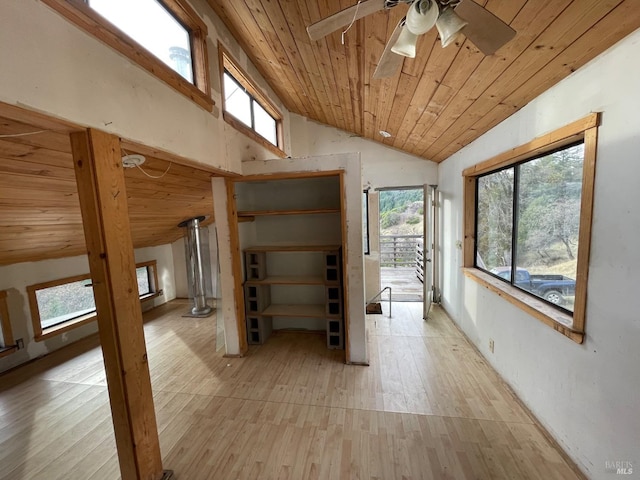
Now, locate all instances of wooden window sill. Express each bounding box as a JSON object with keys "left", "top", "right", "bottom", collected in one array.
[
  {"left": 140, "top": 291, "right": 162, "bottom": 303},
  {"left": 463, "top": 268, "right": 584, "bottom": 344},
  {"left": 36, "top": 314, "right": 97, "bottom": 342},
  {"left": 223, "top": 112, "right": 286, "bottom": 158},
  {"left": 0, "top": 346, "right": 18, "bottom": 359}
]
